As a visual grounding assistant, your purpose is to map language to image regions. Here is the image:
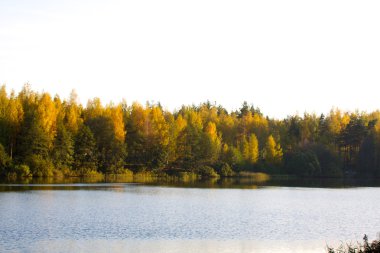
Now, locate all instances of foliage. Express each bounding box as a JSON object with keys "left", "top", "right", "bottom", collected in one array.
[
  {"left": 264, "top": 135, "right": 283, "bottom": 164},
  {"left": 327, "top": 234, "right": 380, "bottom": 253},
  {"left": 1, "top": 85, "right": 380, "bottom": 178},
  {"left": 24, "top": 154, "right": 54, "bottom": 177},
  {"left": 196, "top": 165, "right": 219, "bottom": 178},
  {"left": 74, "top": 125, "right": 98, "bottom": 176},
  {"left": 52, "top": 124, "right": 74, "bottom": 170},
  {"left": 217, "top": 163, "right": 235, "bottom": 177},
  {"left": 284, "top": 144, "right": 342, "bottom": 177},
  {"left": 0, "top": 144, "right": 11, "bottom": 175},
  {"left": 284, "top": 149, "right": 321, "bottom": 176},
  {"left": 12, "top": 164, "right": 31, "bottom": 177}
]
